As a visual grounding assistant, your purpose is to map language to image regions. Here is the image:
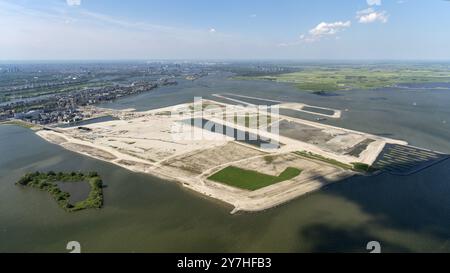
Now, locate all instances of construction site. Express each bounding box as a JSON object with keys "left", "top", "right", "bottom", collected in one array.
[{"left": 35, "top": 94, "right": 448, "bottom": 213}]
